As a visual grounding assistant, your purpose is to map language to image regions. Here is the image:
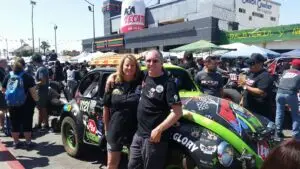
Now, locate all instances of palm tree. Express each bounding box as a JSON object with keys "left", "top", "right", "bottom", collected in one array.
[{"left": 40, "top": 41, "right": 50, "bottom": 55}]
